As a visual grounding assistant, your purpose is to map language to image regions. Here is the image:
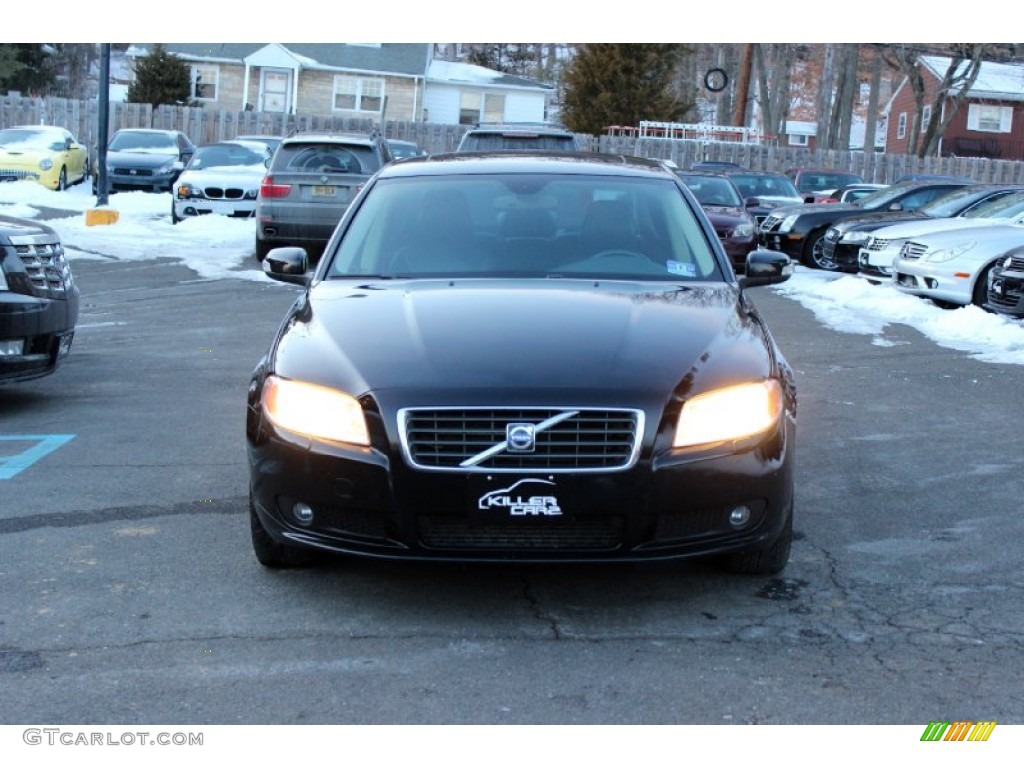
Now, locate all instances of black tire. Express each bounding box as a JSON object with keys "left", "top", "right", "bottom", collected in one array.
[
  {"left": 255, "top": 239, "right": 274, "bottom": 263},
  {"left": 249, "top": 494, "right": 318, "bottom": 568},
  {"left": 79, "top": 158, "right": 91, "bottom": 184},
  {"left": 972, "top": 263, "right": 994, "bottom": 308},
  {"left": 56, "top": 167, "right": 67, "bottom": 191},
  {"left": 801, "top": 230, "right": 838, "bottom": 271},
  {"left": 171, "top": 202, "right": 182, "bottom": 225},
  {"left": 720, "top": 502, "right": 793, "bottom": 575}
]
